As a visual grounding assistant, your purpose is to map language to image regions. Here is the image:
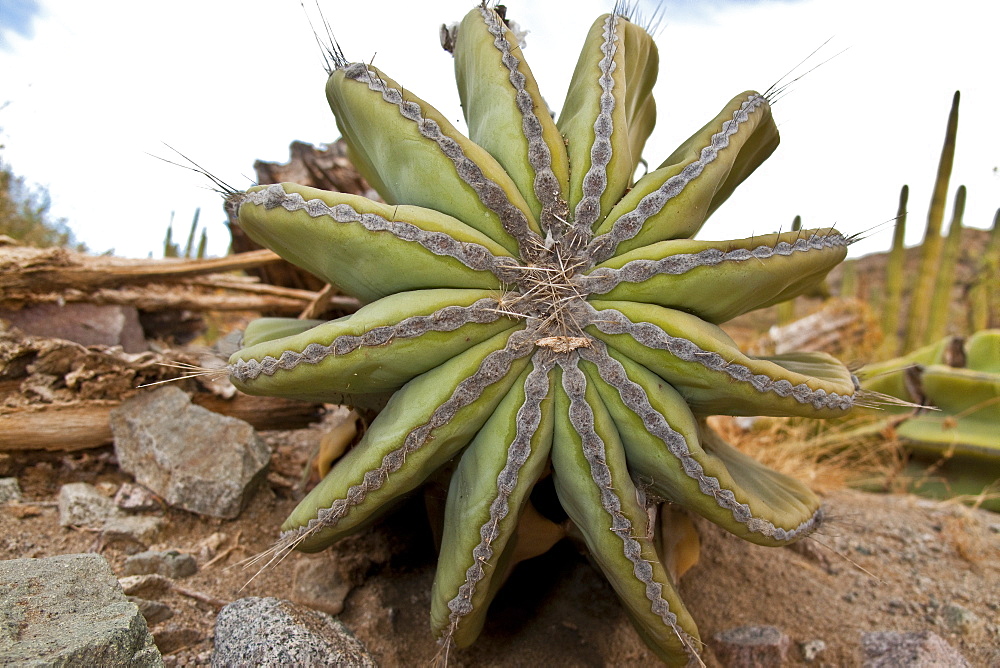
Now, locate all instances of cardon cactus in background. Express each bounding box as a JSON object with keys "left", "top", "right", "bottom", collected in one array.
[{"left": 226, "top": 5, "right": 860, "bottom": 664}]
